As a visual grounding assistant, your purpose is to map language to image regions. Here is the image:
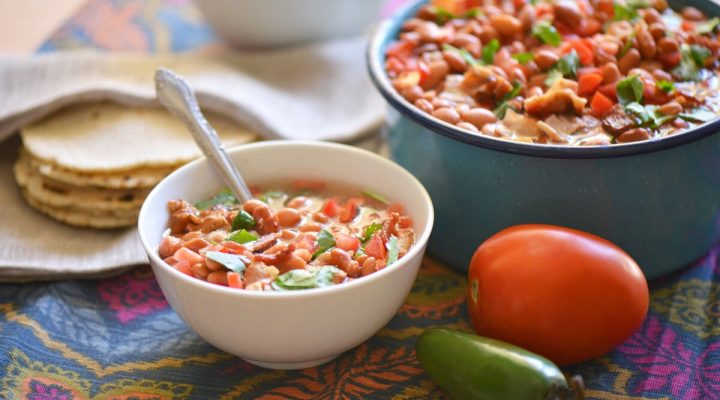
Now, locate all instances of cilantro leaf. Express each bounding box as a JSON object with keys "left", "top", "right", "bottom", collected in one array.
[
  {"left": 679, "top": 108, "right": 717, "bottom": 122},
  {"left": 613, "top": 2, "right": 639, "bottom": 21},
  {"left": 532, "top": 20, "right": 561, "bottom": 46},
  {"left": 231, "top": 210, "right": 255, "bottom": 231},
  {"left": 493, "top": 81, "right": 523, "bottom": 119},
  {"left": 362, "top": 189, "right": 390, "bottom": 204},
  {"left": 616, "top": 75, "right": 644, "bottom": 106},
  {"left": 362, "top": 223, "right": 383, "bottom": 244},
  {"left": 258, "top": 190, "right": 283, "bottom": 204},
  {"left": 482, "top": 39, "right": 501, "bottom": 65},
  {"left": 512, "top": 52, "right": 534, "bottom": 64},
  {"left": 272, "top": 266, "right": 342, "bottom": 291},
  {"left": 696, "top": 17, "right": 720, "bottom": 35},
  {"left": 624, "top": 102, "right": 675, "bottom": 128},
  {"left": 435, "top": 7, "right": 481, "bottom": 25},
  {"left": 673, "top": 44, "right": 711, "bottom": 82},
  {"left": 312, "top": 229, "right": 336, "bottom": 259},
  {"left": 228, "top": 229, "right": 259, "bottom": 244},
  {"left": 656, "top": 80, "right": 675, "bottom": 93},
  {"left": 544, "top": 51, "right": 580, "bottom": 86},
  {"left": 194, "top": 188, "right": 237, "bottom": 210},
  {"left": 205, "top": 251, "right": 248, "bottom": 274},
  {"left": 386, "top": 236, "right": 399, "bottom": 266}
]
